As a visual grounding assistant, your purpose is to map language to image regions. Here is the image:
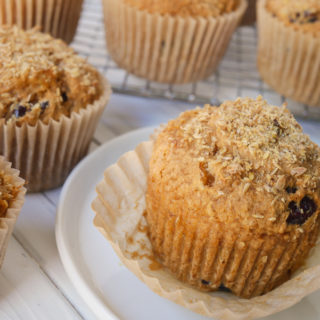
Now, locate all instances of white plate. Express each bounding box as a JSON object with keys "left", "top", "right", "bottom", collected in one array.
[{"left": 56, "top": 127, "right": 320, "bottom": 320}]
